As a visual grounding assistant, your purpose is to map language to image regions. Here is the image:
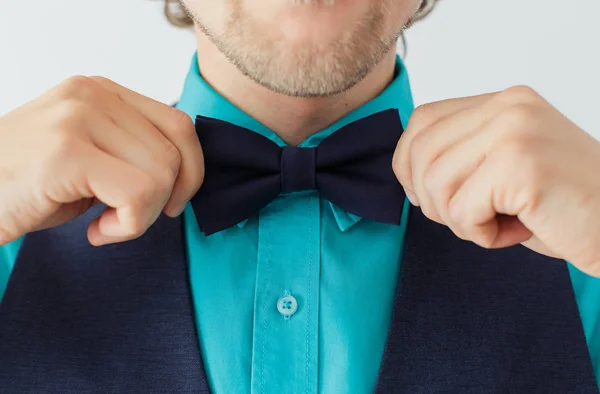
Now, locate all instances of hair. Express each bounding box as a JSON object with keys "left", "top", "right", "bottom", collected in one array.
[{"left": 163, "top": 0, "right": 440, "bottom": 28}]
